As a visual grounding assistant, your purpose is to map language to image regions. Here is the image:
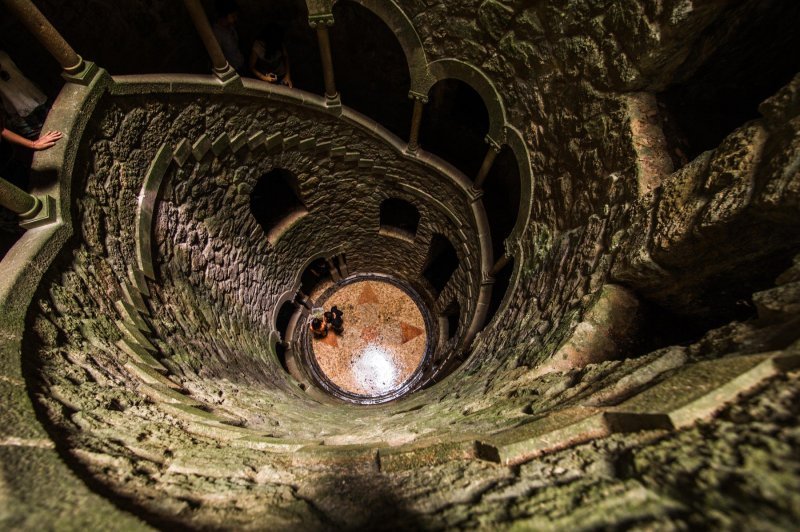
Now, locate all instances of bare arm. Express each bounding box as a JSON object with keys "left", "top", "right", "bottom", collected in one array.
[
  {"left": 250, "top": 46, "right": 277, "bottom": 83},
  {"left": 1, "top": 128, "right": 63, "bottom": 150},
  {"left": 283, "top": 45, "right": 292, "bottom": 88}
]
